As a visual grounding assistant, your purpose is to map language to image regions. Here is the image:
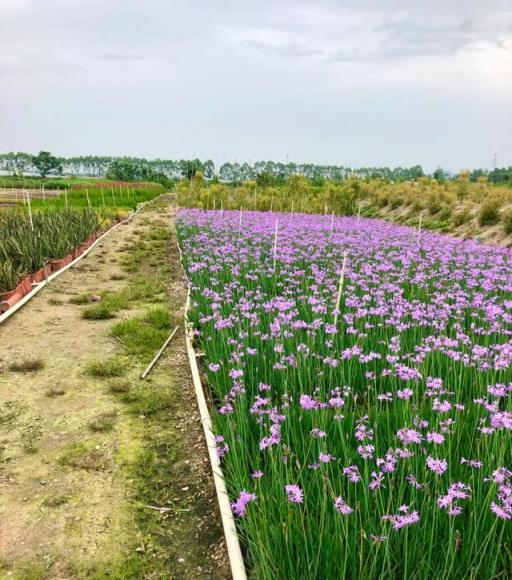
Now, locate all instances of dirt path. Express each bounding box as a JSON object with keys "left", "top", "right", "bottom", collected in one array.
[{"left": 0, "top": 195, "right": 229, "bottom": 579}]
